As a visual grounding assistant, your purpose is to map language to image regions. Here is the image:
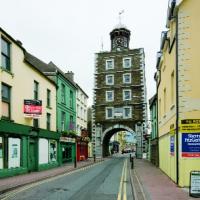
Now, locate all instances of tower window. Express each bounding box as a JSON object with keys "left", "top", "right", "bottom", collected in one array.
[
  {"left": 123, "top": 89, "right": 132, "bottom": 101},
  {"left": 123, "top": 57, "right": 132, "bottom": 68},
  {"left": 123, "top": 73, "right": 131, "bottom": 84},
  {"left": 106, "top": 107, "right": 114, "bottom": 119},
  {"left": 106, "top": 91, "right": 114, "bottom": 102},
  {"left": 106, "top": 74, "right": 114, "bottom": 85},
  {"left": 123, "top": 106, "right": 132, "bottom": 118},
  {"left": 106, "top": 59, "right": 114, "bottom": 70}
]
